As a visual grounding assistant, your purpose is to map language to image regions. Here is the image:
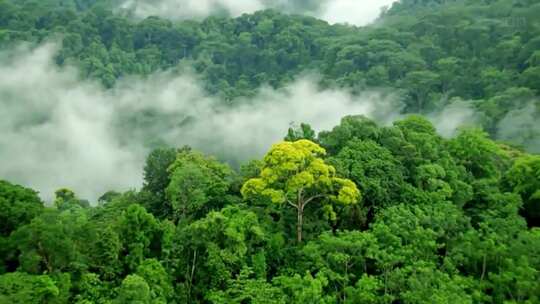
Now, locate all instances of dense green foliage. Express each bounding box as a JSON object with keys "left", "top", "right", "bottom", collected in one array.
[
  {"left": 1, "top": 0, "right": 540, "bottom": 302},
  {"left": 2, "top": 114, "right": 539, "bottom": 303}
]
